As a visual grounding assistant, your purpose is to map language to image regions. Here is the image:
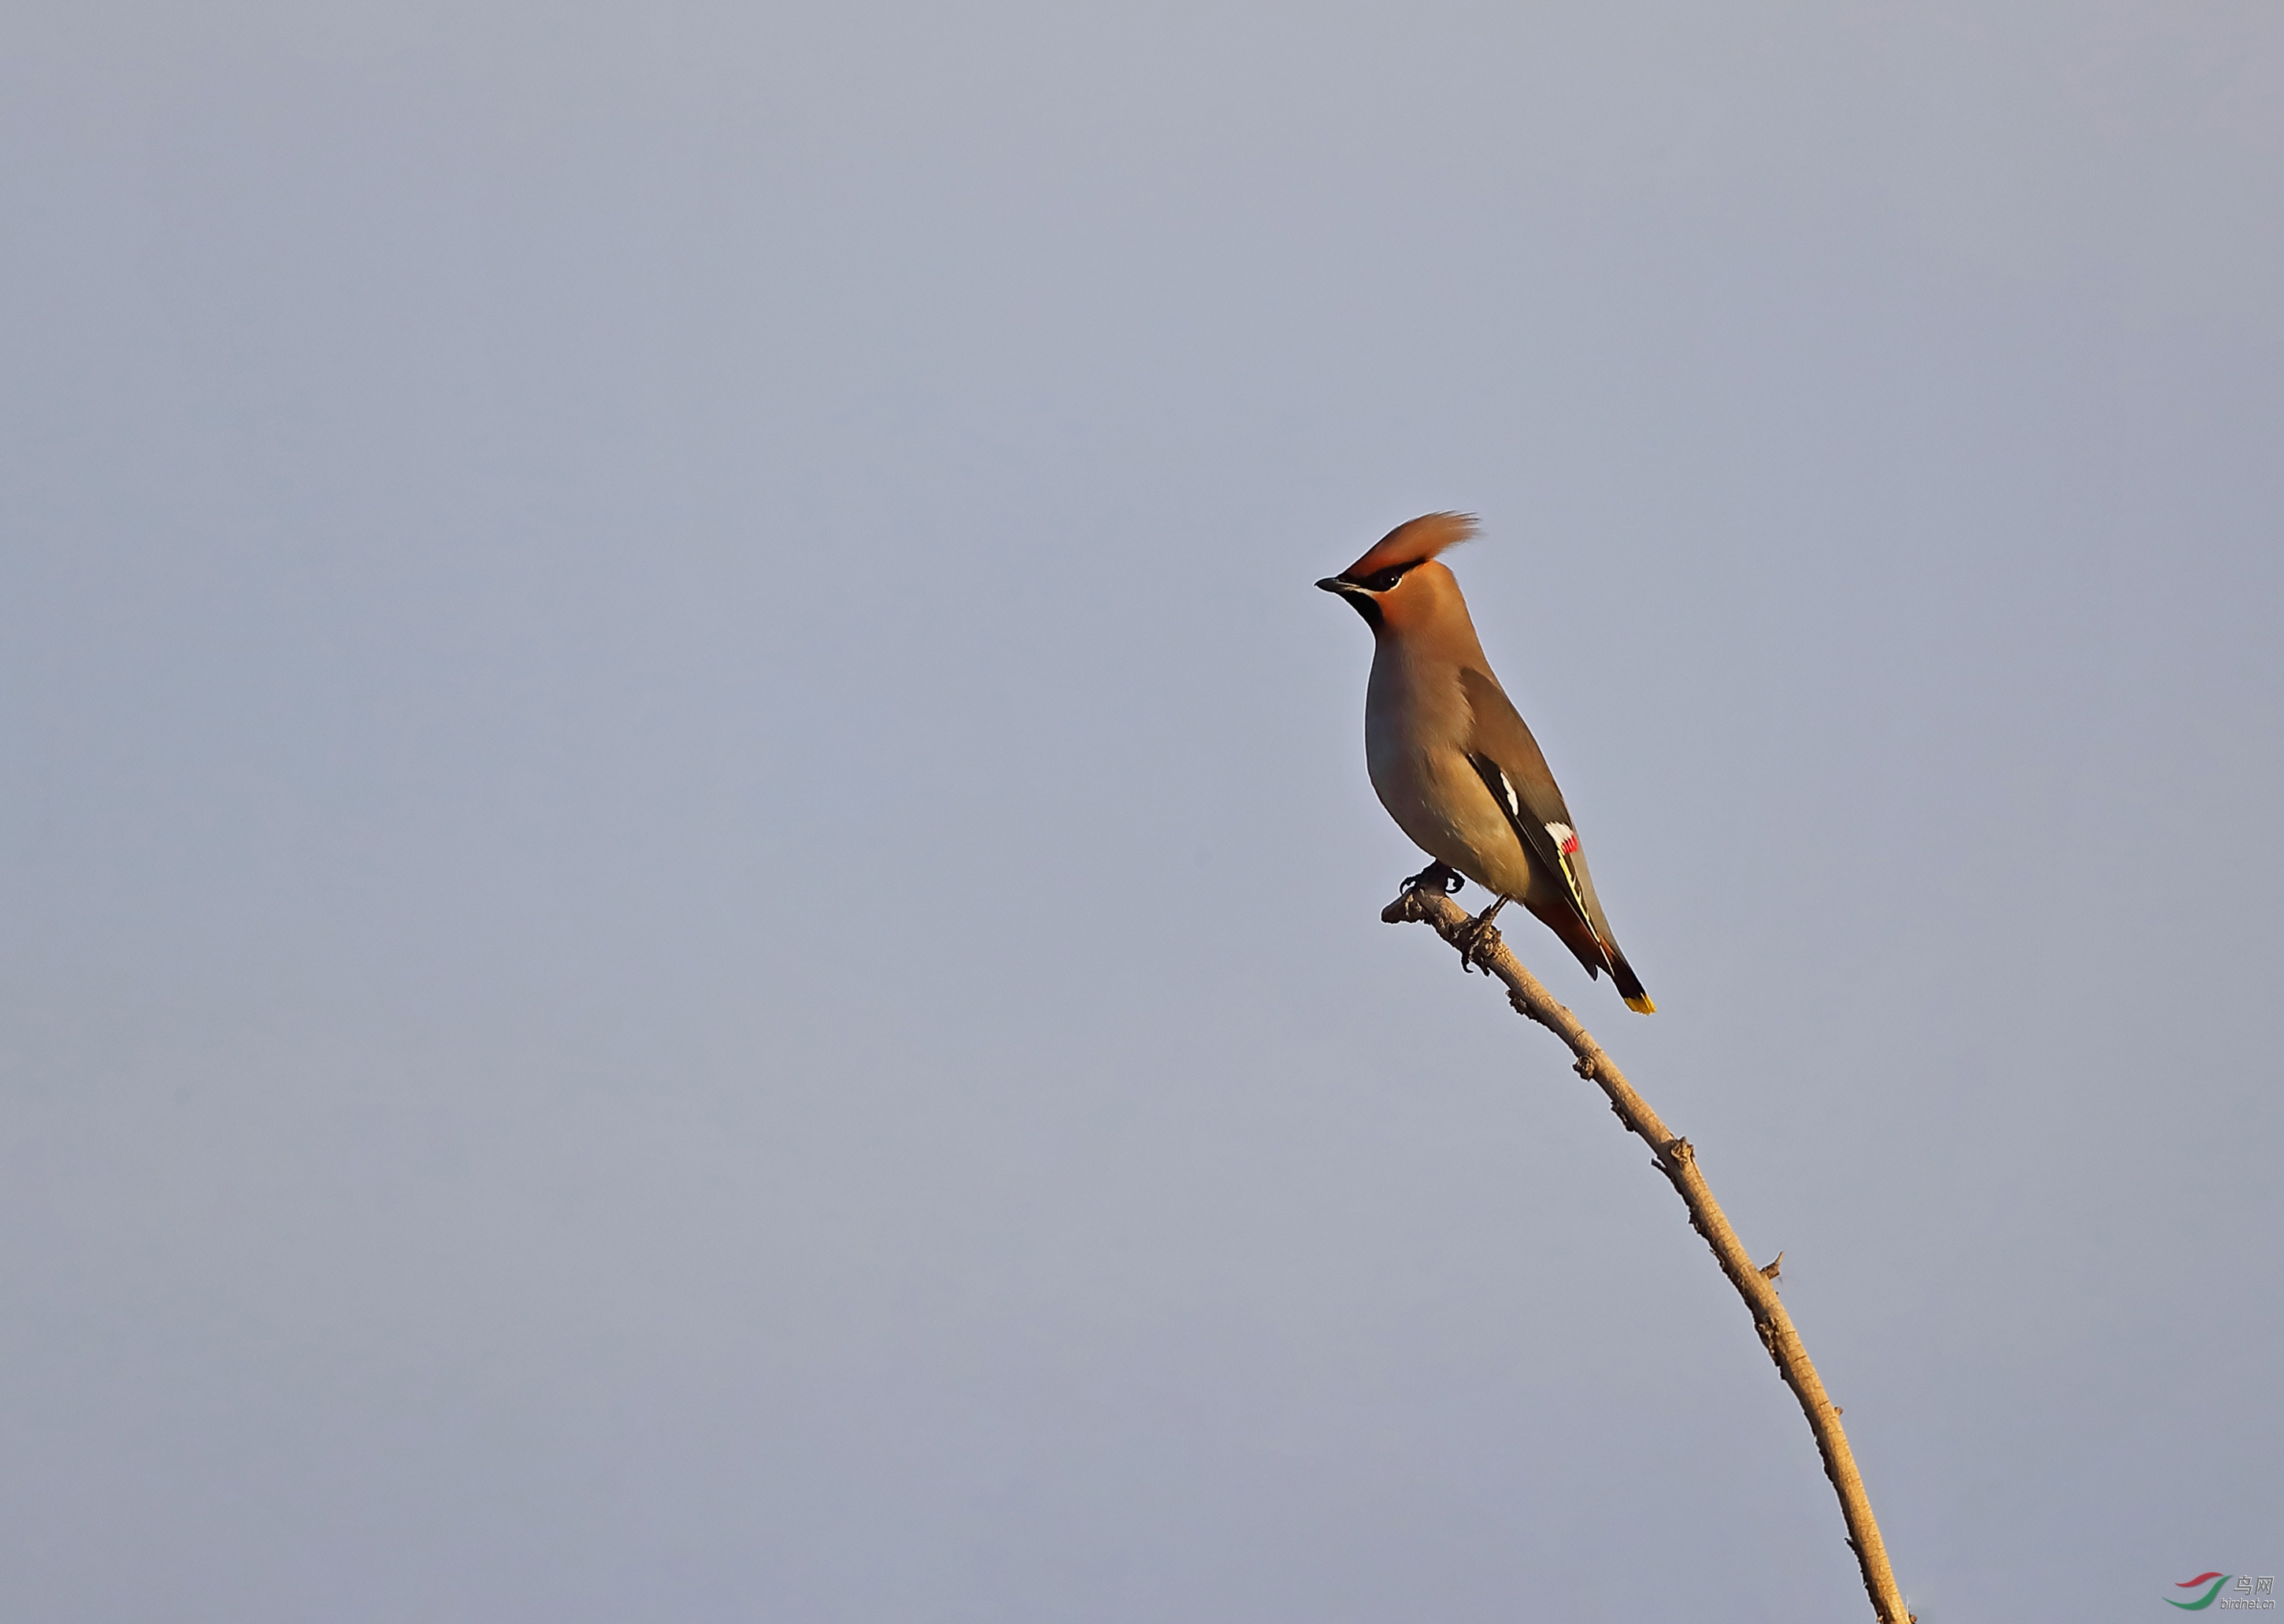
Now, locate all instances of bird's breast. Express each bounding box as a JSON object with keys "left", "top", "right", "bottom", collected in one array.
[{"left": 1363, "top": 646, "right": 1535, "bottom": 897}]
